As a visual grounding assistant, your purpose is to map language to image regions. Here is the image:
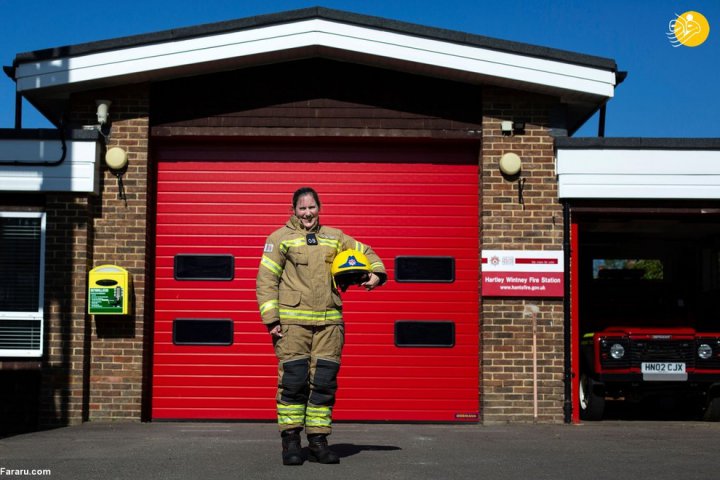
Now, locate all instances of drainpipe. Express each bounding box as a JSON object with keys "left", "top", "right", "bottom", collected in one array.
[
  {"left": 14, "top": 91, "right": 22, "bottom": 129},
  {"left": 3, "top": 66, "right": 21, "bottom": 129},
  {"left": 597, "top": 105, "right": 606, "bottom": 138},
  {"left": 562, "top": 200, "right": 572, "bottom": 423}
]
